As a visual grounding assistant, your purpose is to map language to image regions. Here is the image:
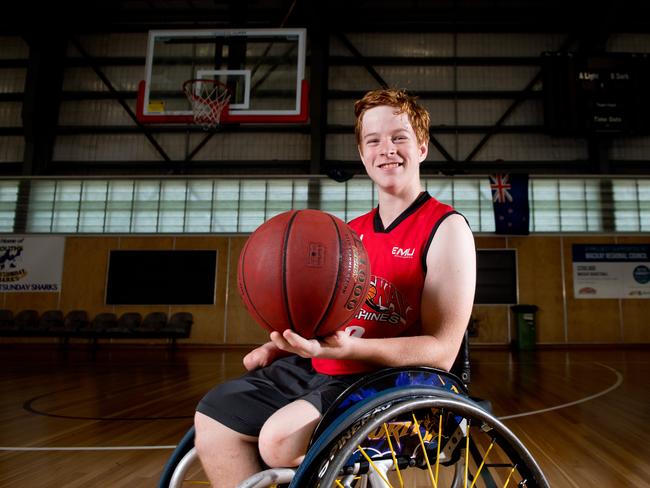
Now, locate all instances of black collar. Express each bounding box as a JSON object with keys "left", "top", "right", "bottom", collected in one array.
[{"left": 373, "top": 191, "right": 431, "bottom": 233}]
